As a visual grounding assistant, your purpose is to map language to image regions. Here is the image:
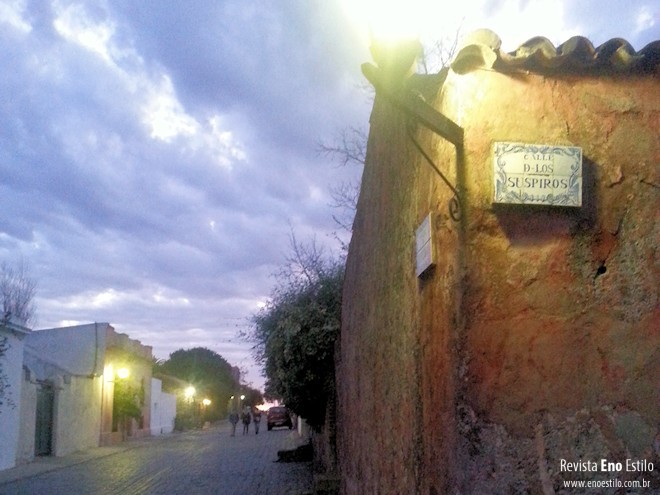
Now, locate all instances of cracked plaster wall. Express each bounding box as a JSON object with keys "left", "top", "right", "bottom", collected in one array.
[{"left": 338, "top": 67, "right": 658, "bottom": 495}]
